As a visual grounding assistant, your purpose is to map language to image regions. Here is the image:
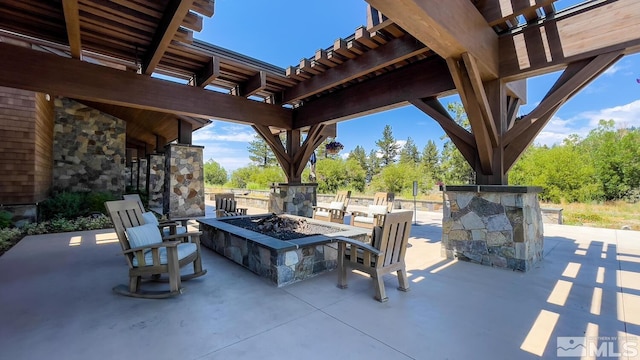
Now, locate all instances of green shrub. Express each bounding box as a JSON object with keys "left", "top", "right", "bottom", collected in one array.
[
  {"left": 0, "top": 210, "right": 12, "bottom": 229},
  {"left": 0, "top": 228, "right": 22, "bottom": 253},
  {"left": 40, "top": 192, "right": 118, "bottom": 220}
]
